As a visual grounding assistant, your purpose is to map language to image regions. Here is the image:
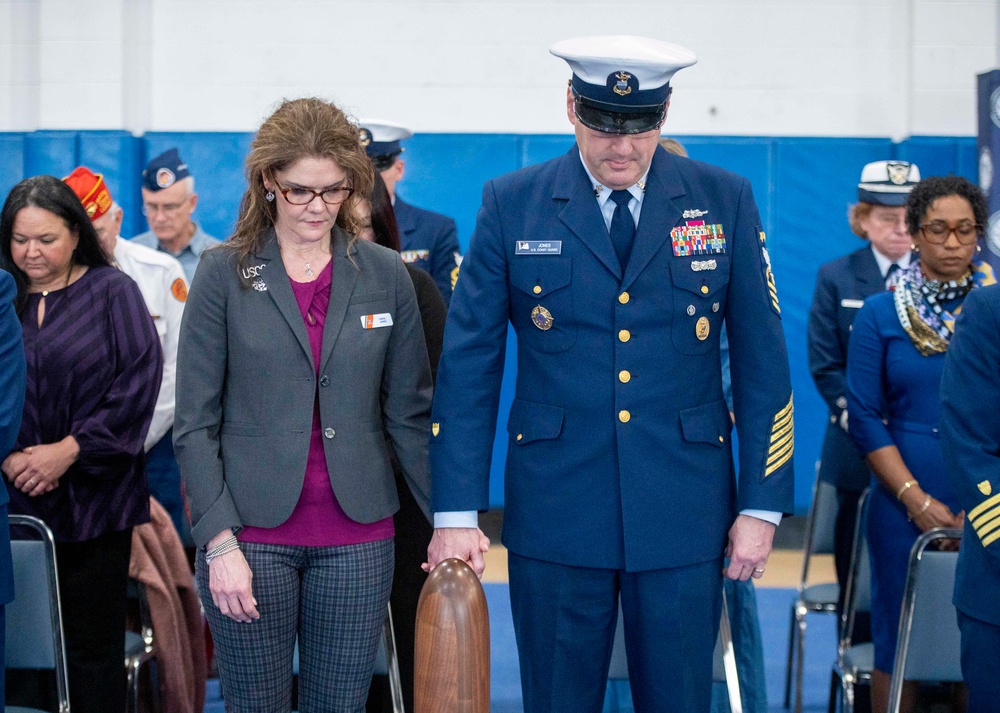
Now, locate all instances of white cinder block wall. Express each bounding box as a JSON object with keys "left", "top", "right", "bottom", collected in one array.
[{"left": 1, "top": 0, "right": 998, "bottom": 137}]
